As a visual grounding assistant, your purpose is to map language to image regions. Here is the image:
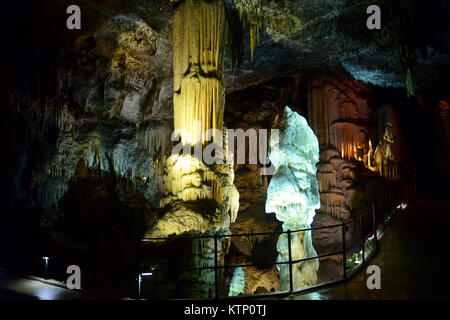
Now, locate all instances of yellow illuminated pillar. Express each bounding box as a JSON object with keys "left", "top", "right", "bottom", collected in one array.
[{"left": 172, "top": 0, "right": 226, "bottom": 146}]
